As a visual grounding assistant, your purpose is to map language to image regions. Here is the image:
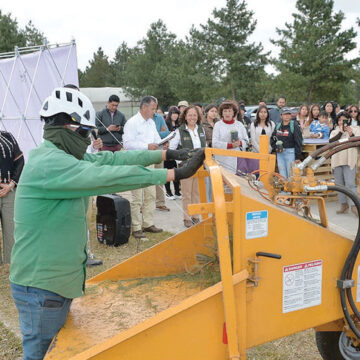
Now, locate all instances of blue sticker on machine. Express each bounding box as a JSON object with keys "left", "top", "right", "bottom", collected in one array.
[{"left": 246, "top": 210, "right": 268, "bottom": 239}]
